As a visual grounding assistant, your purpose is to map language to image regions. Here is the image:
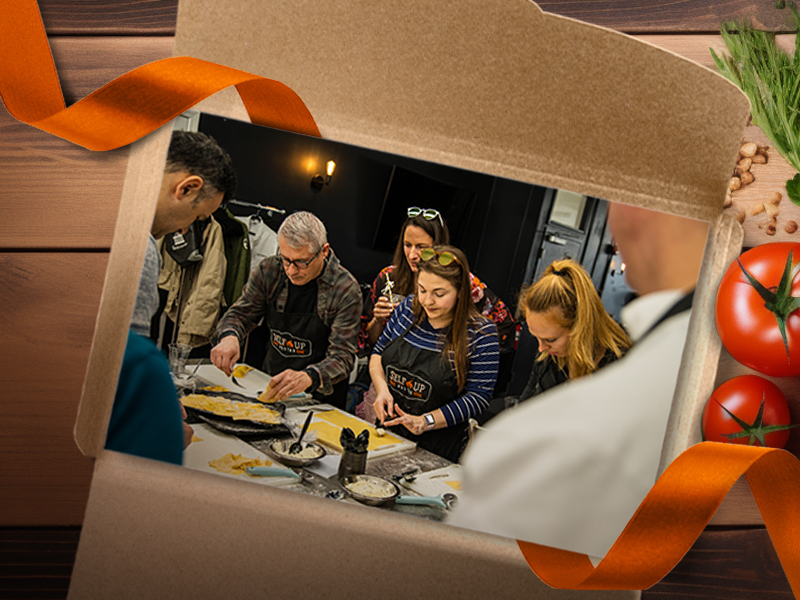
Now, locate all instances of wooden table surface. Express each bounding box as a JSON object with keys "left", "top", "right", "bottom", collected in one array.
[{"left": 1, "top": 1, "right": 797, "bottom": 599}]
